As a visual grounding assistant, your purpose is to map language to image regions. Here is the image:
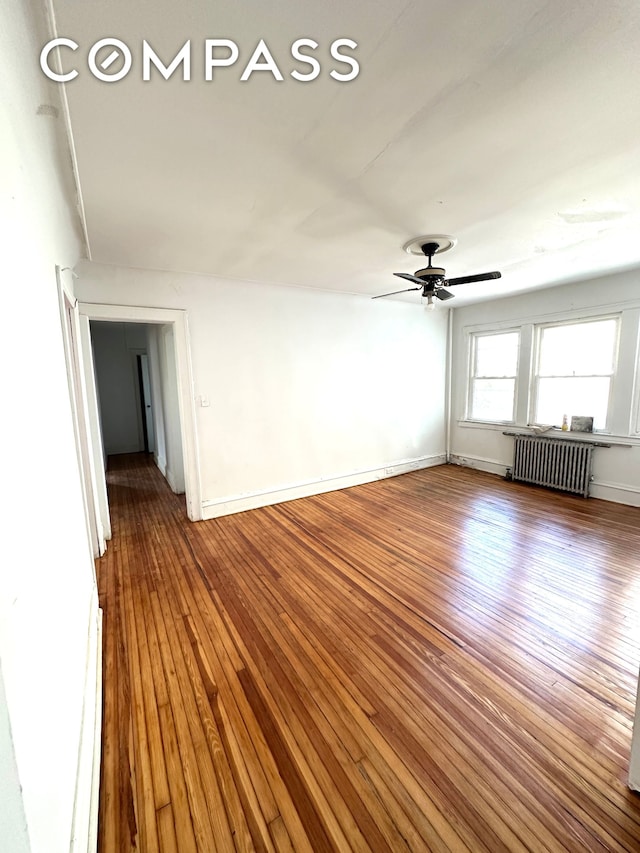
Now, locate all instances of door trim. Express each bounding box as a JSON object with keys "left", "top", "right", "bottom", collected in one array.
[
  {"left": 78, "top": 303, "right": 203, "bottom": 522},
  {"left": 56, "top": 267, "right": 104, "bottom": 558}
]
